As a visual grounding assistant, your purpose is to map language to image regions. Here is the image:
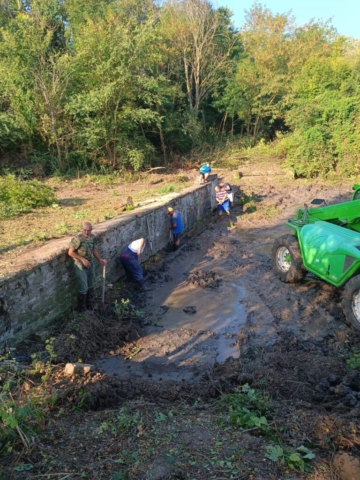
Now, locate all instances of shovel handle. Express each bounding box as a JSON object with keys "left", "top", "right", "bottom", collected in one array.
[
  {"left": 146, "top": 217, "right": 153, "bottom": 252},
  {"left": 101, "top": 265, "right": 106, "bottom": 304}
]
